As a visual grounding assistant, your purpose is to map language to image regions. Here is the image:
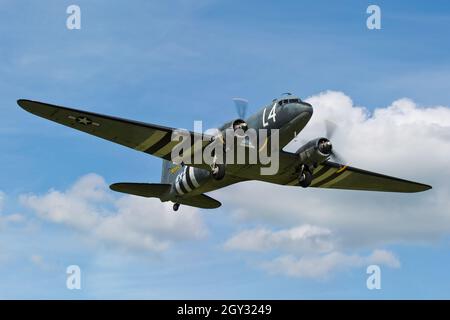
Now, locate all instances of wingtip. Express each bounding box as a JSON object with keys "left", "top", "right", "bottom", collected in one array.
[
  {"left": 17, "top": 99, "right": 28, "bottom": 108},
  {"left": 414, "top": 183, "right": 432, "bottom": 193},
  {"left": 109, "top": 183, "right": 122, "bottom": 192},
  {"left": 17, "top": 99, "right": 34, "bottom": 111}
]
